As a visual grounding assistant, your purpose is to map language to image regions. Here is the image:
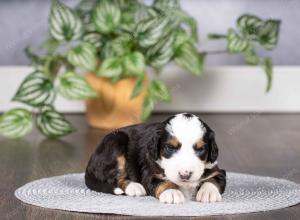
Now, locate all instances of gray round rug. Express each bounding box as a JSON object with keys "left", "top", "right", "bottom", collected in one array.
[{"left": 15, "top": 172, "right": 300, "bottom": 217}]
